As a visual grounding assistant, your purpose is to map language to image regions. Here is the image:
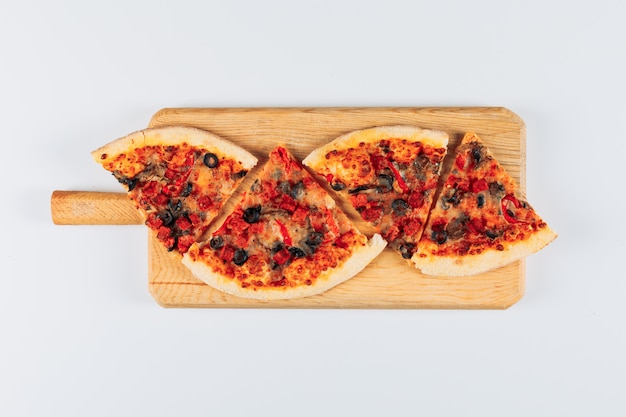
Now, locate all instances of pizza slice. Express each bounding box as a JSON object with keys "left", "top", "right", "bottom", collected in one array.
[
  {"left": 413, "top": 132, "right": 557, "bottom": 276},
  {"left": 182, "top": 146, "right": 387, "bottom": 300},
  {"left": 303, "top": 126, "right": 448, "bottom": 261},
  {"left": 92, "top": 126, "right": 257, "bottom": 254}
]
